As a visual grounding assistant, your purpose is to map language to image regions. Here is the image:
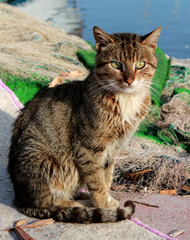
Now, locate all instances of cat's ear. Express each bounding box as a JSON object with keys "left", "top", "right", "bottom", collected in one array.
[
  {"left": 141, "top": 26, "right": 162, "bottom": 52},
  {"left": 93, "top": 26, "right": 115, "bottom": 53}
]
